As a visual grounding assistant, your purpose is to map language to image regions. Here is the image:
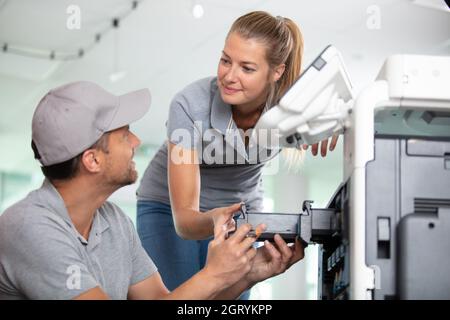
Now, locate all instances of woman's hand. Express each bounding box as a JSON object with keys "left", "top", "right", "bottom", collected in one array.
[
  {"left": 208, "top": 202, "right": 243, "bottom": 236},
  {"left": 245, "top": 235, "right": 305, "bottom": 285},
  {"left": 302, "top": 134, "right": 339, "bottom": 157}
]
